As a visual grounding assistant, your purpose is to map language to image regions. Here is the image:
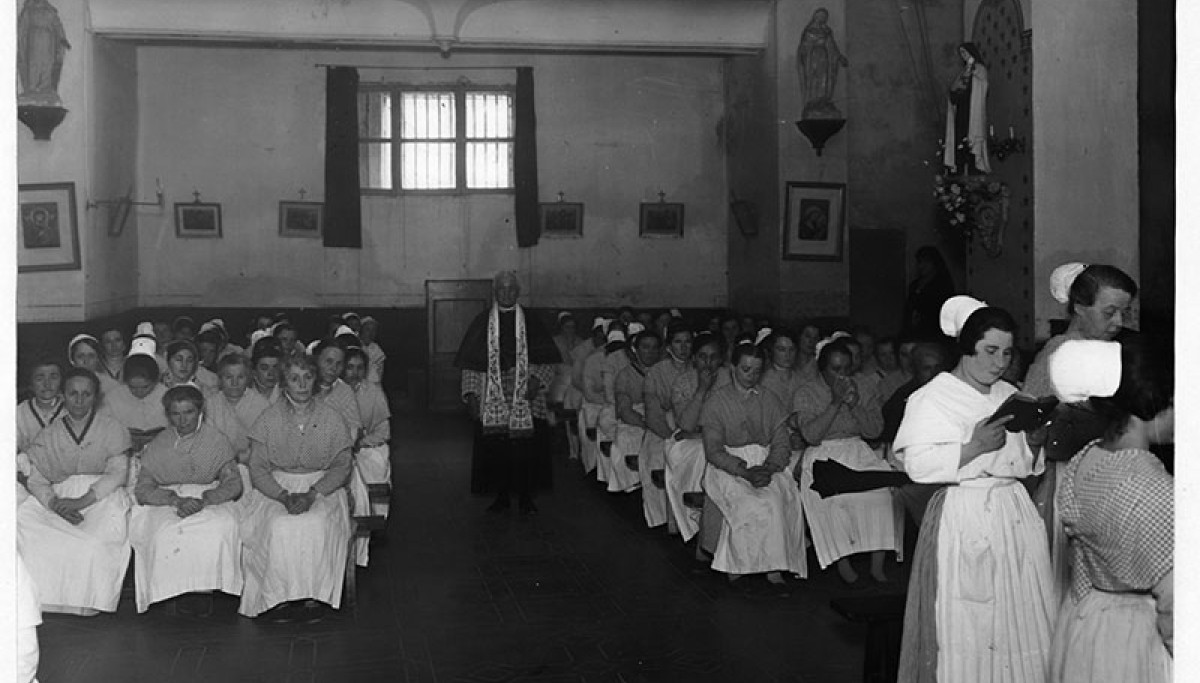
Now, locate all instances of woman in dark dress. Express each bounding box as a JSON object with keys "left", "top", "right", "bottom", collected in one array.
[{"left": 902, "top": 246, "right": 956, "bottom": 342}]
